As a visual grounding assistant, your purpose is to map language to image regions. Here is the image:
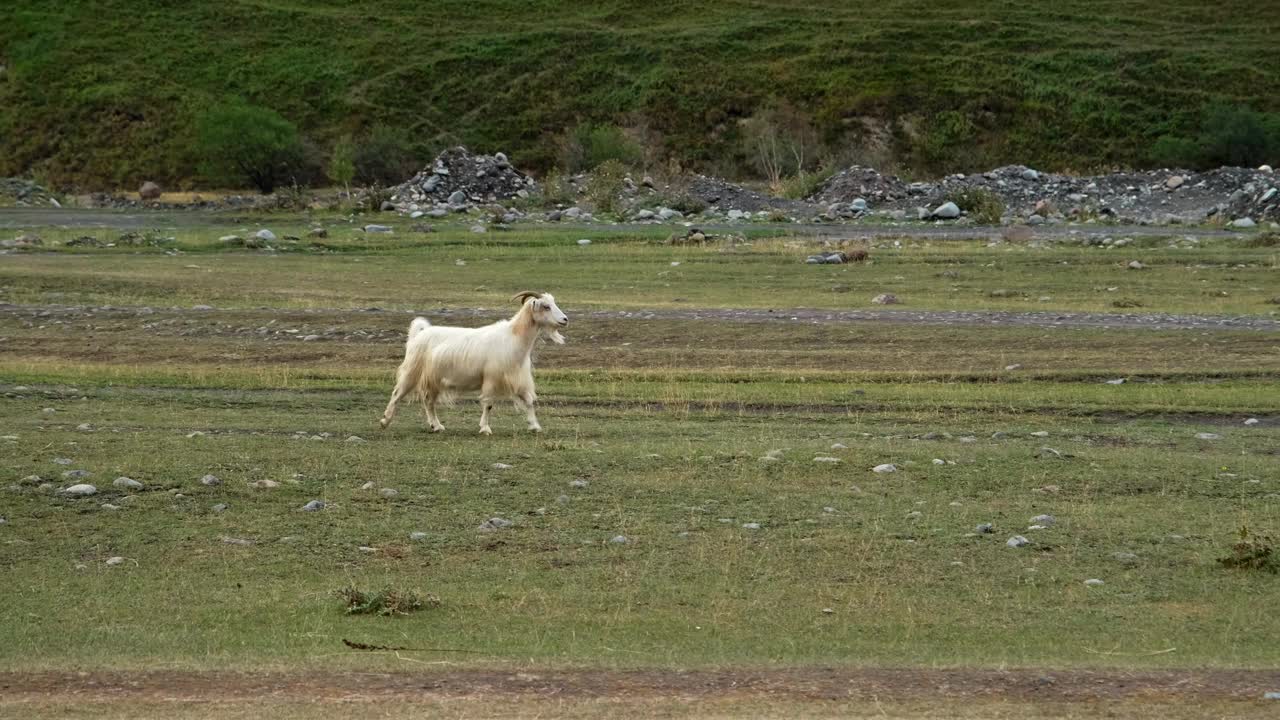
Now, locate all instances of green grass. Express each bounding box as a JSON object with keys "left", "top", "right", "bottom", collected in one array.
[
  {"left": 3, "top": 223, "right": 1279, "bottom": 315},
  {"left": 2, "top": 1, "right": 1280, "bottom": 188},
  {"left": 1, "top": 223, "right": 1278, "bottom": 675}
]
